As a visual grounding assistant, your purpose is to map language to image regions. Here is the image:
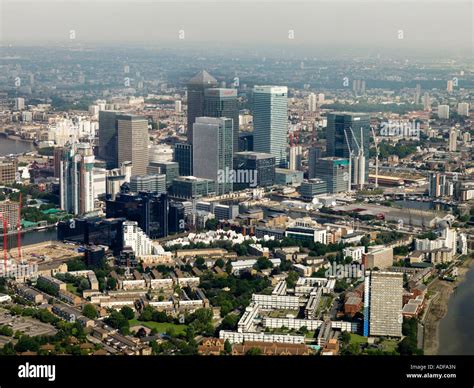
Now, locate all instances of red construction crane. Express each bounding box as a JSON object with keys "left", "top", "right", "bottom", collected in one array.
[
  {"left": 17, "top": 193, "right": 22, "bottom": 260},
  {"left": 0, "top": 214, "right": 7, "bottom": 274}
]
